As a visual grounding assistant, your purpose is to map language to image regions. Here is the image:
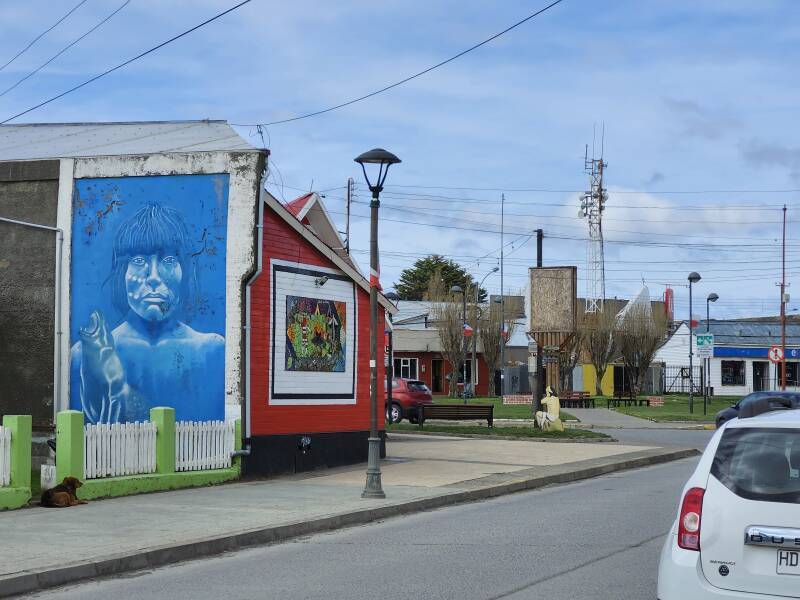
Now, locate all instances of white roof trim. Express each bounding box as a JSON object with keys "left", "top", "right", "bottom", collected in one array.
[{"left": 265, "top": 192, "right": 397, "bottom": 314}]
